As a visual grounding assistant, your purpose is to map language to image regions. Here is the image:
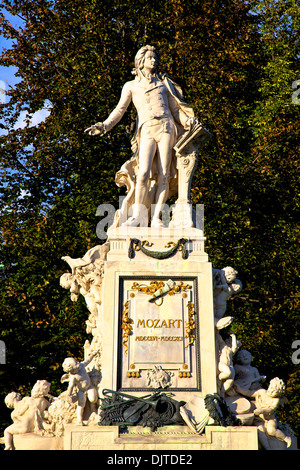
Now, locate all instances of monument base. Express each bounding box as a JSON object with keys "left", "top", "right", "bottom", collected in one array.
[
  {"left": 63, "top": 424, "right": 259, "bottom": 450},
  {"left": 5, "top": 423, "right": 298, "bottom": 450},
  {"left": 5, "top": 433, "right": 64, "bottom": 451},
  {"left": 2, "top": 426, "right": 259, "bottom": 451}
]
